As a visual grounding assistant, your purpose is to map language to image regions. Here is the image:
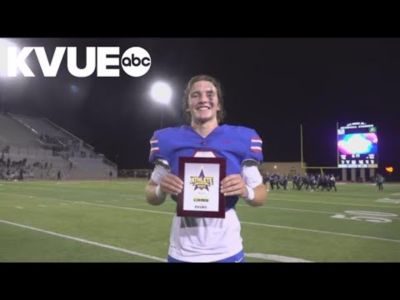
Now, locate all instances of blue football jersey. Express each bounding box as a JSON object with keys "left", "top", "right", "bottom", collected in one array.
[{"left": 149, "top": 124, "right": 263, "bottom": 209}]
